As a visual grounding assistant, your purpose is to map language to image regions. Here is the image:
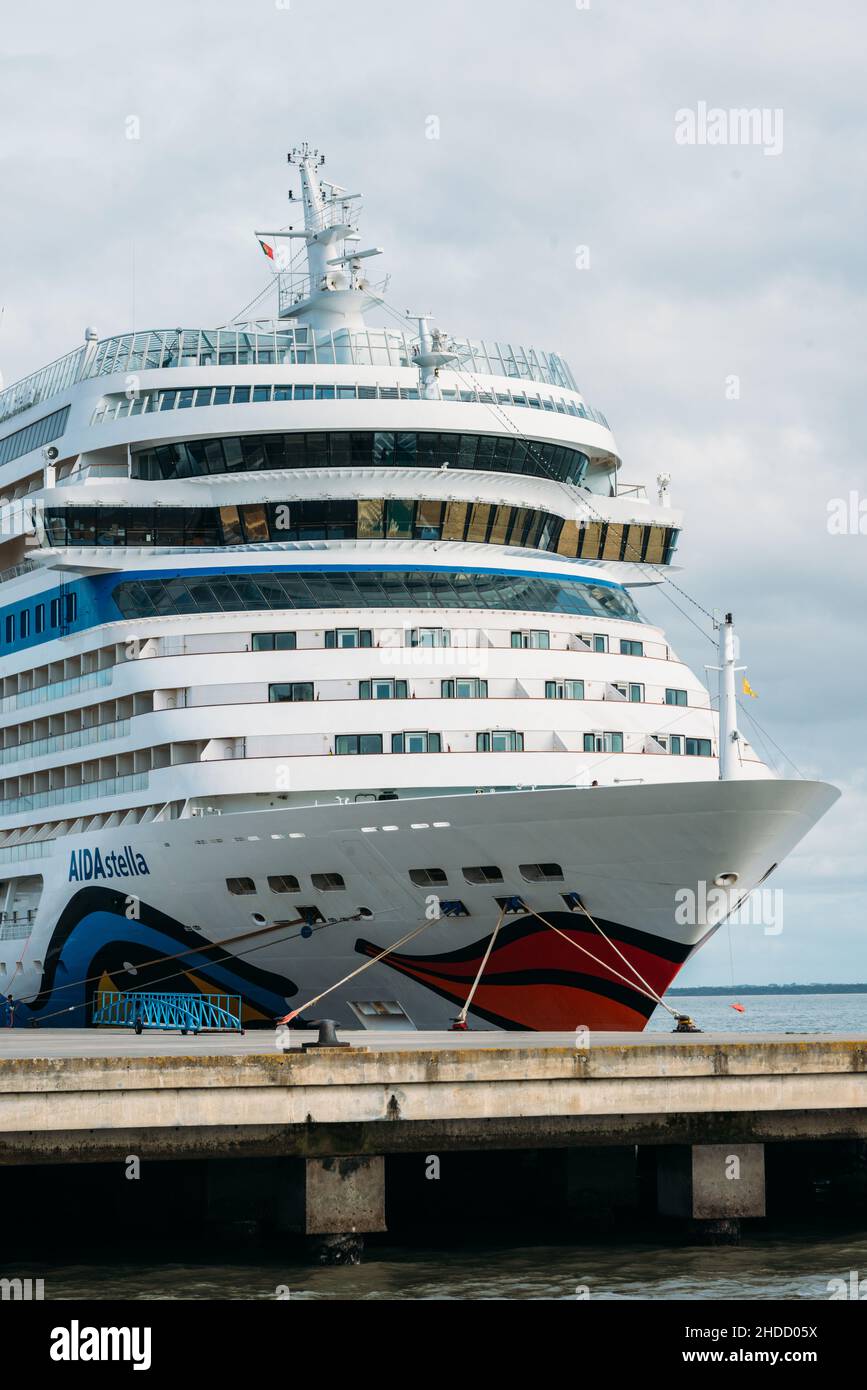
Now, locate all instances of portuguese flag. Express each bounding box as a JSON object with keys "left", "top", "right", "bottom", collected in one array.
[{"left": 258, "top": 239, "right": 275, "bottom": 260}]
